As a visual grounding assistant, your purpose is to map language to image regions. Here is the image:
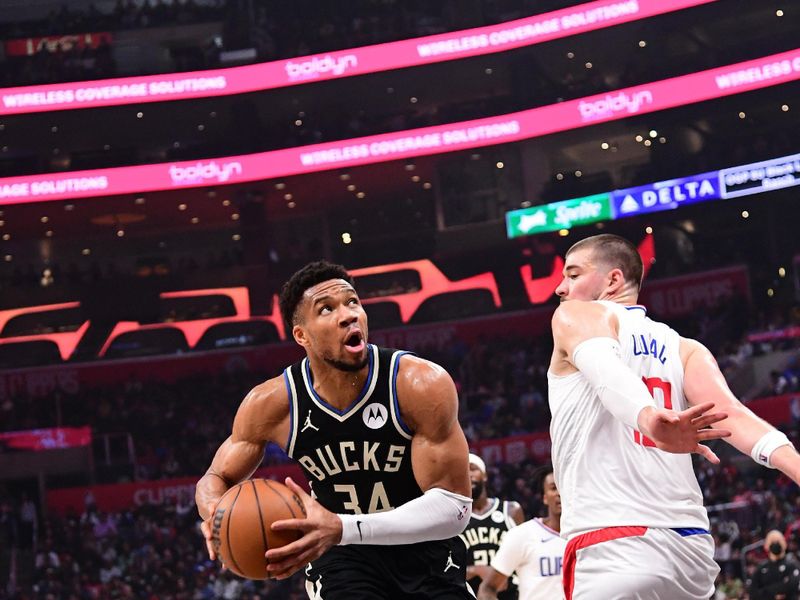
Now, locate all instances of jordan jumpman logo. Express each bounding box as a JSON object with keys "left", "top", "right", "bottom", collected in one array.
[
  {"left": 301, "top": 410, "right": 319, "bottom": 433},
  {"left": 444, "top": 550, "right": 460, "bottom": 572}
]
